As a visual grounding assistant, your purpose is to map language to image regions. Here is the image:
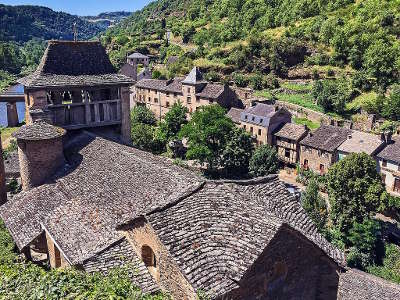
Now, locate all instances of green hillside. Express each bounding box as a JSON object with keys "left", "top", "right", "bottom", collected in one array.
[{"left": 0, "top": 4, "right": 103, "bottom": 42}]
